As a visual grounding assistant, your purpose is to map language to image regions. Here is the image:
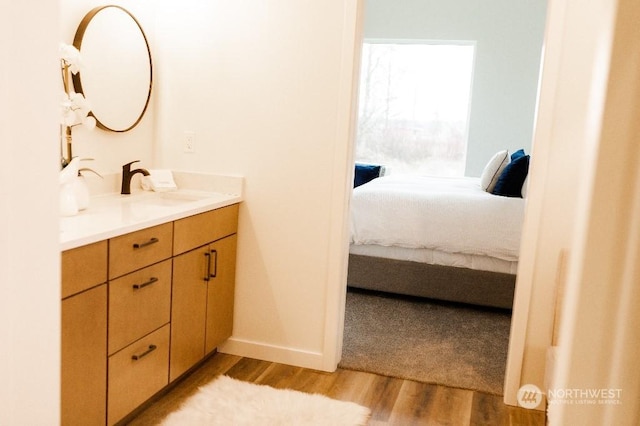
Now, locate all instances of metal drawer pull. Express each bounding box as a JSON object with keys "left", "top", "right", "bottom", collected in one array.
[
  {"left": 133, "top": 237, "right": 159, "bottom": 249},
  {"left": 131, "top": 344, "right": 157, "bottom": 361},
  {"left": 204, "top": 252, "right": 211, "bottom": 282},
  {"left": 132, "top": 277, "right": 159, "bottom": 290},
  {"left": 210, "top": 249, "right": 218, "bottom": 278}
]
